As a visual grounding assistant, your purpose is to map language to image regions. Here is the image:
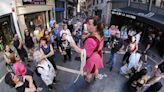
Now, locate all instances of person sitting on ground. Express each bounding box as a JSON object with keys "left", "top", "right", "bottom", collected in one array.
[
  {"left": 5, "top": 72, "right": 36, "bottom": 92},
  {"left": 127, "top": 68, "right": 150, "bottom": 92},
  {"left": 59, "top": 33, "right": 71, "bottom": 62},
  {"left": 34, "top": 50, "right": 56, "bottom": 89},
  {"left": 144, "top": 82, "right": 163, "bottom": 92}
]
